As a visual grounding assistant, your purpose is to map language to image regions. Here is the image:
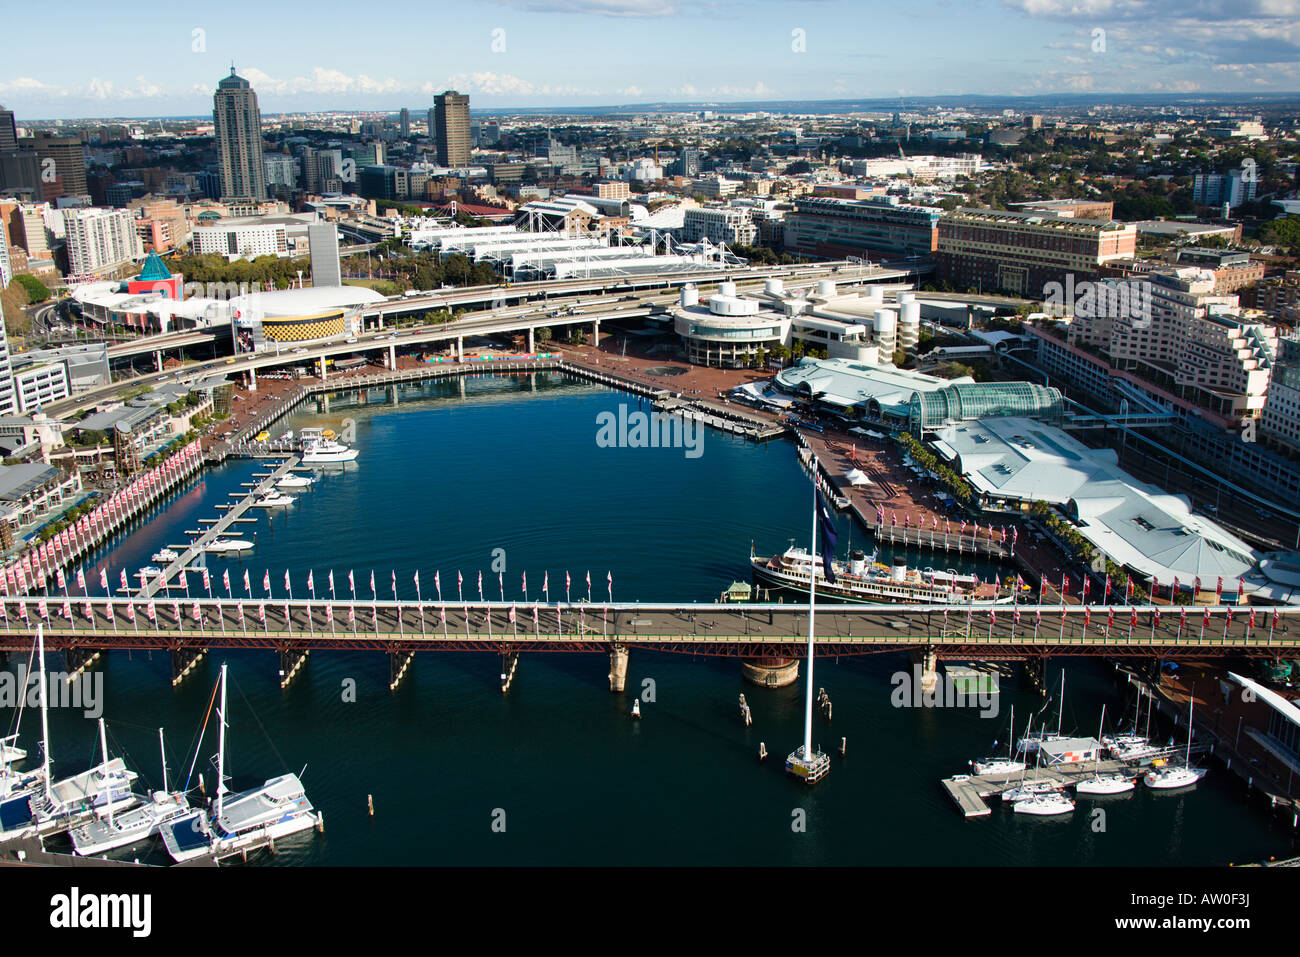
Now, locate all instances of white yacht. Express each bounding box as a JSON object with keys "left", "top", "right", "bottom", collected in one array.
[
  {"left": 299, "top": 427, "right": 358, "bottom": 466},
  {"left": 1018, "top": 671, "right": 1067, "bottom": 755},
  {"left": 205, "top": 538, "right": 253, "bottom": 554},
  {"left": 1145, "top": 695, "right": 1206, "bottom": 791},
  {"left": 71, "top": 729, "right": 190, "bottom": 856},
  {"left": 160, "top": 665, "right": 320, "bottom": 864},
  {"left": 1, "top": 734, "right": 25, "bottom": 768},
  {"left": 1075, "top": 705, "right": 1136, "bottom": 796},
  {"left": 276, "top": 474, "right": 314, "bottom": 489},
  {"left": 971, "top": 705, "right": 1026, "bottom": 776},
  {"left": 1002, "top": 779, "right": 1061, "bottom": 803},
  {"left": 1012, "top": 790, "right": 1075, "bottom": 816},
  {"left": 151, "top": 548, "right": 179, "bottom": 563},
  {"left": 250, "top": 491, "right": 295, "bottom": 508}
]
